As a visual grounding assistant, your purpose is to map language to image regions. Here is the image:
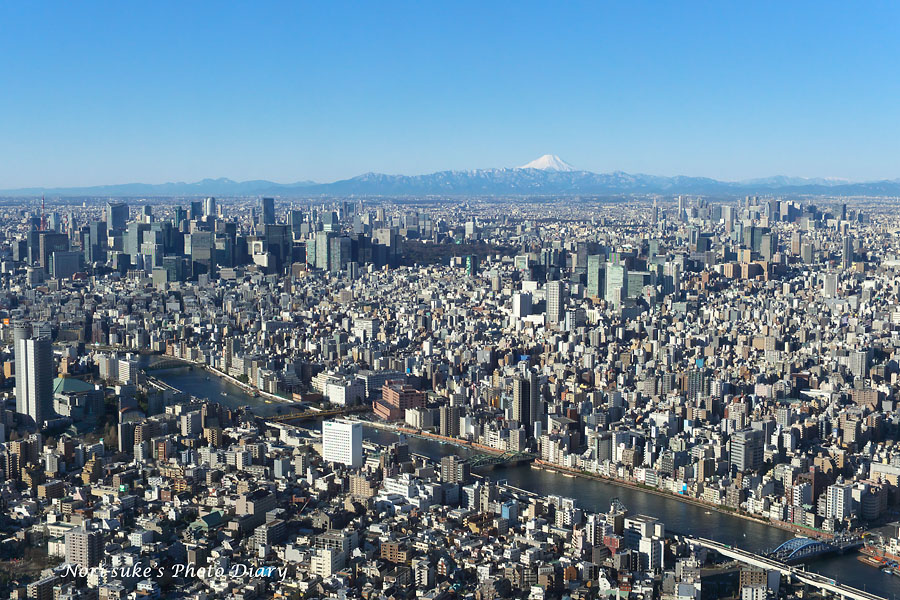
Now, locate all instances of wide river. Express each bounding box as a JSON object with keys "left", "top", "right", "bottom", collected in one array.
[{"left": 155, "top": 366, "right": 899, "bottom": 599}]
